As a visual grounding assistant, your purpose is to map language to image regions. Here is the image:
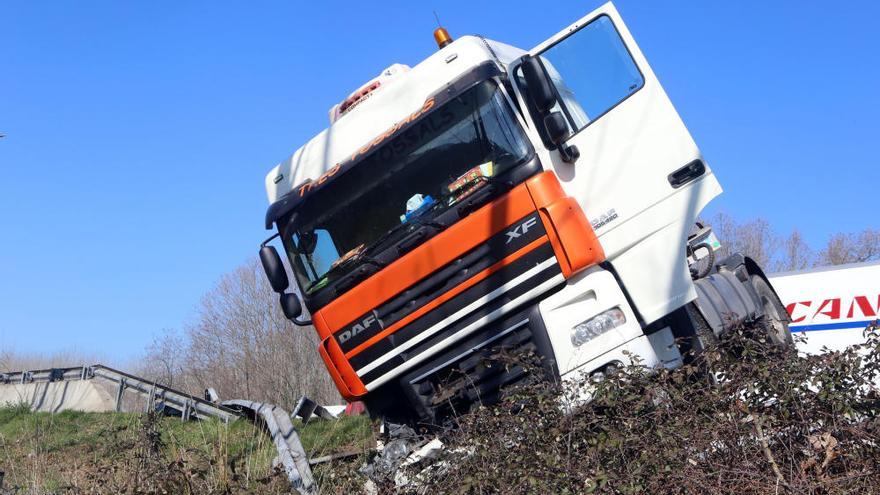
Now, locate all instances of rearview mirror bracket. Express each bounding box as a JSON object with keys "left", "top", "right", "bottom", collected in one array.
[
  {"left": 280, "top": 292, "right": 312, "bottom": 326},
  {"left": 543, "top": 113, "right": 580, "bottom": 164},
  {"left": 522, "top": 56, "right": 580, "bottom": 164}
]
